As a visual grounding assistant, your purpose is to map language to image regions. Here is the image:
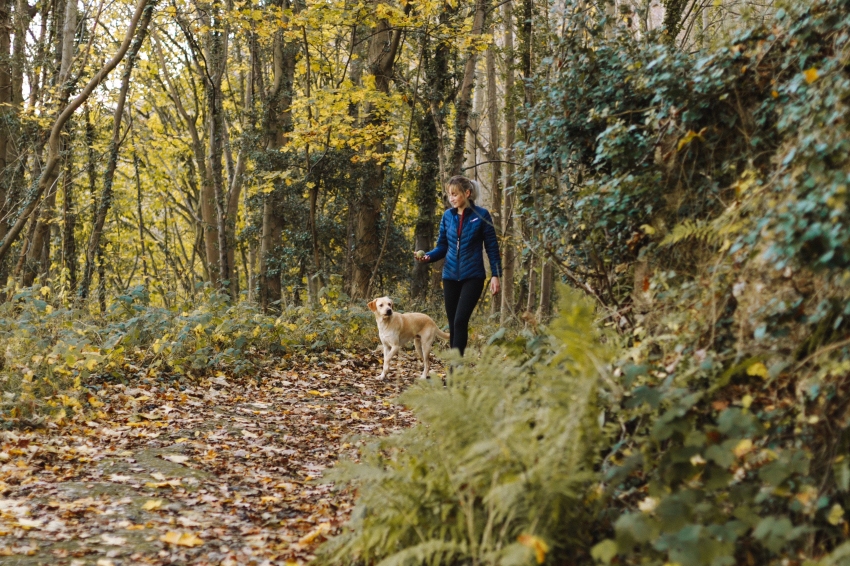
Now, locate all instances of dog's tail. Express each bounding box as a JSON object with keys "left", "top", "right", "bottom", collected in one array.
[{"left": 436, "top": 328, "right": 450, "bottom": 341}]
